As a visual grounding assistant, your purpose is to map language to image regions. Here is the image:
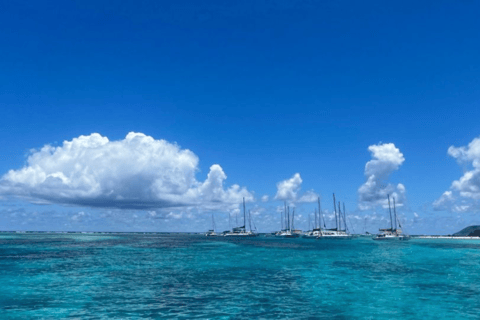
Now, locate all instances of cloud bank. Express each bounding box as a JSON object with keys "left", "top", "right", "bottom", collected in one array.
[
  {"left": 433, "top": 136, "right": 480, "bottom": 212},
  {"left": 358, "top": 143, "right": 406, "bottom": 210},
  {"left": 0, "top": 132, "right": 253, "bottom": 210}
]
